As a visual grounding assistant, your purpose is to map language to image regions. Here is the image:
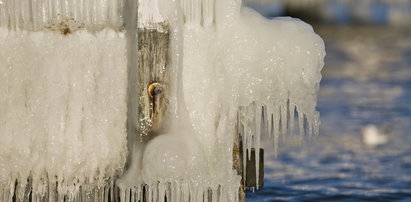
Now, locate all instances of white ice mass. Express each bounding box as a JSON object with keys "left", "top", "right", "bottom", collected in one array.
[
  {"left": 0, "top": 29, "right": 128, "bottom": 201},
  {"left": 0, "top": 0, "right": 325, "bottom": 201}
]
